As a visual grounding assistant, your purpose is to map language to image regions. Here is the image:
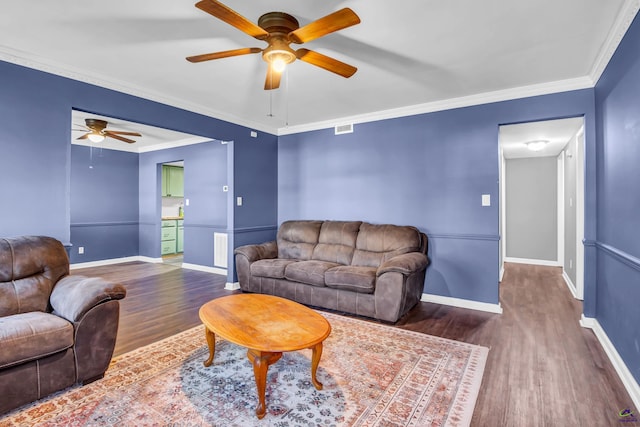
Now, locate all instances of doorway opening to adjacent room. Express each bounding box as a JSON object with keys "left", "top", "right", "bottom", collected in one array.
[
  {"left": 161, "top": 160, "right": 185, "bottom": 265},
  {"left": 498, "top": 117, "right": 585, "bottom": 300},
  {"left": 69, "top": 109, "right": 229, "bottom": 271}
]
